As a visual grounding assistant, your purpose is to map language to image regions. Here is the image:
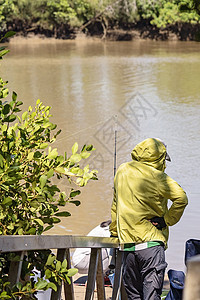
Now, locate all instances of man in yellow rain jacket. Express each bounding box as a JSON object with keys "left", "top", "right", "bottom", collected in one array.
[{"left": 110, "top": 138, "right": 188, "bottom": 300}]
